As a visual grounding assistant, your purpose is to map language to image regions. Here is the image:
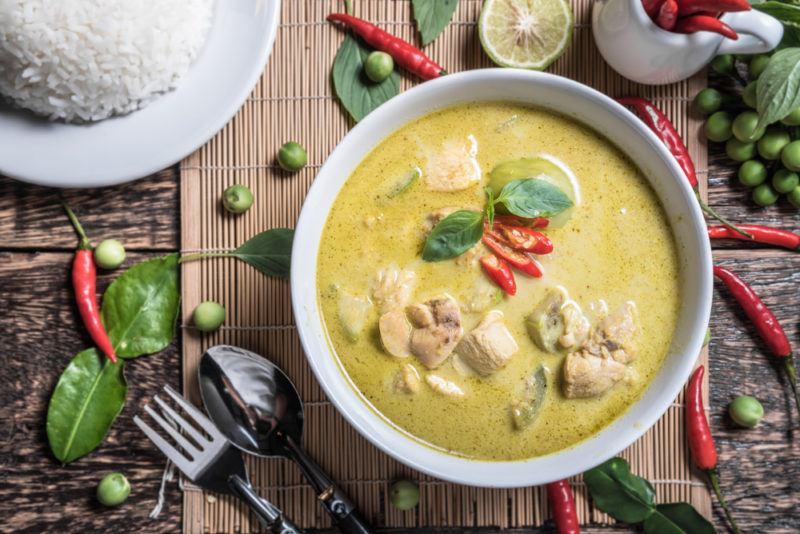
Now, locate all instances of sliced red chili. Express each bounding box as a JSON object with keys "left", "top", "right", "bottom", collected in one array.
[
  {"left": 642, "top": 0, "right": 665, "bottom": 18},
  {"left": 494, "top": 224, "right": 553, "bottom": 254},
  {"left": 480, "top": 254, "right": 516, "bottom": 295},
  {"left": 482, "top": 234, "right": 543, "bottom": 277},
  {"left": 492, "top": 215, "right": 549, "bottom": 229},
  {"left": 655, "top": 0, "right": 679, "bottom": 30}
]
